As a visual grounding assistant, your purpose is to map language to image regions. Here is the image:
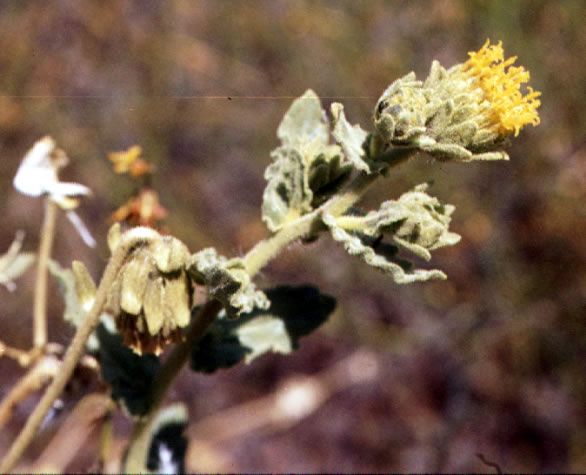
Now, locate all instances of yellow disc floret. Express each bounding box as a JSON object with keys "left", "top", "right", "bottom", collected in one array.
[{"left": 462, "top": 39, "right": 541, "bottom": 136}]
